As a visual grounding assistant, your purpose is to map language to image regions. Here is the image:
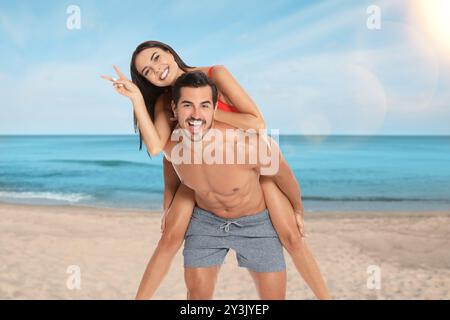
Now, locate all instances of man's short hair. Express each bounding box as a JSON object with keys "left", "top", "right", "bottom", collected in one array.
[{"left": 172, "top": 71, "right": 218, "bottom": 106}]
